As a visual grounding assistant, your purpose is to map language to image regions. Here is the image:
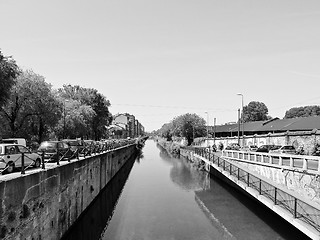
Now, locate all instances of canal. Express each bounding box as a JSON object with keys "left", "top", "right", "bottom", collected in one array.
[{"left": 62, "top": 140, "right": 310, "bottom": 240}]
